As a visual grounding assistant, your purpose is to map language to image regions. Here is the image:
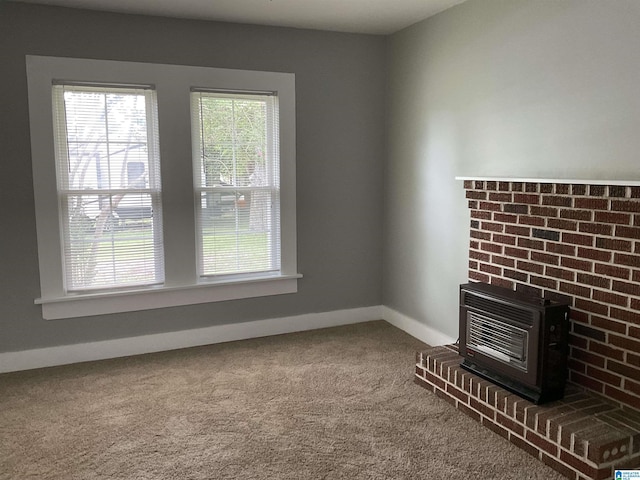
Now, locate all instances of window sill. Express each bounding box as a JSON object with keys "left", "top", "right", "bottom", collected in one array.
[{"left": 35, "top": 273, "right": 303, "bottom": 320}]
